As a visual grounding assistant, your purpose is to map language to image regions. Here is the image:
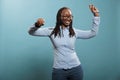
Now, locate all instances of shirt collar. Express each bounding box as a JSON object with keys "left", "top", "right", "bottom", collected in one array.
[{"left": 60, "top": 26, "right": 69, "bottom": 31}]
